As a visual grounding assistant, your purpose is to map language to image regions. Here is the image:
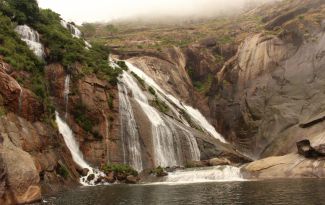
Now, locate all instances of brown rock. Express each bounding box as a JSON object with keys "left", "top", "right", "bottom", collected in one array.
[
  {"left": 208, "top": 158, "right": 231, "bottom": 166},
  {"left": 105, "top": 172, "right": 116, "bottom": 183},
  {"left": 81, "top": 168, "right": 89, "bottom": 177},
  {"left": 1, "top": 133, "right": 41, "bottom": 204},
  {"left": 126, "top": 175, "right": 138, "bottom": 184},
  {"left": 87, "top": 174, "right": 95, "bottom": 182}
]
